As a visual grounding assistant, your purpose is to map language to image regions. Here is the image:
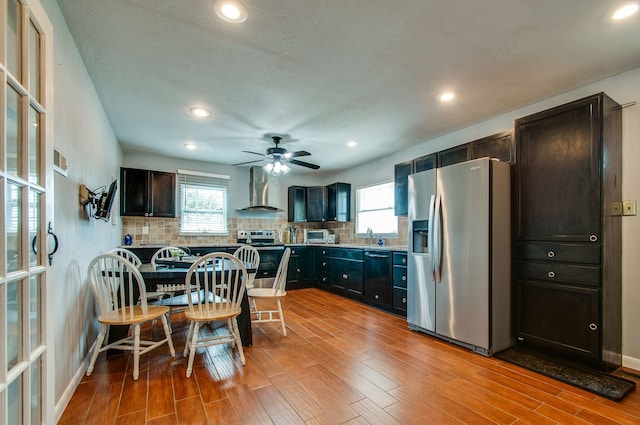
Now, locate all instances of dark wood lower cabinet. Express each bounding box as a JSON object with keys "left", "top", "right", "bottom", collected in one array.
[
  {"left": 516, "top": 280, "right": 600, "bottom": 362},
  {"left": 363, "top": 251, "right": 392, "bottom": 308}
]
